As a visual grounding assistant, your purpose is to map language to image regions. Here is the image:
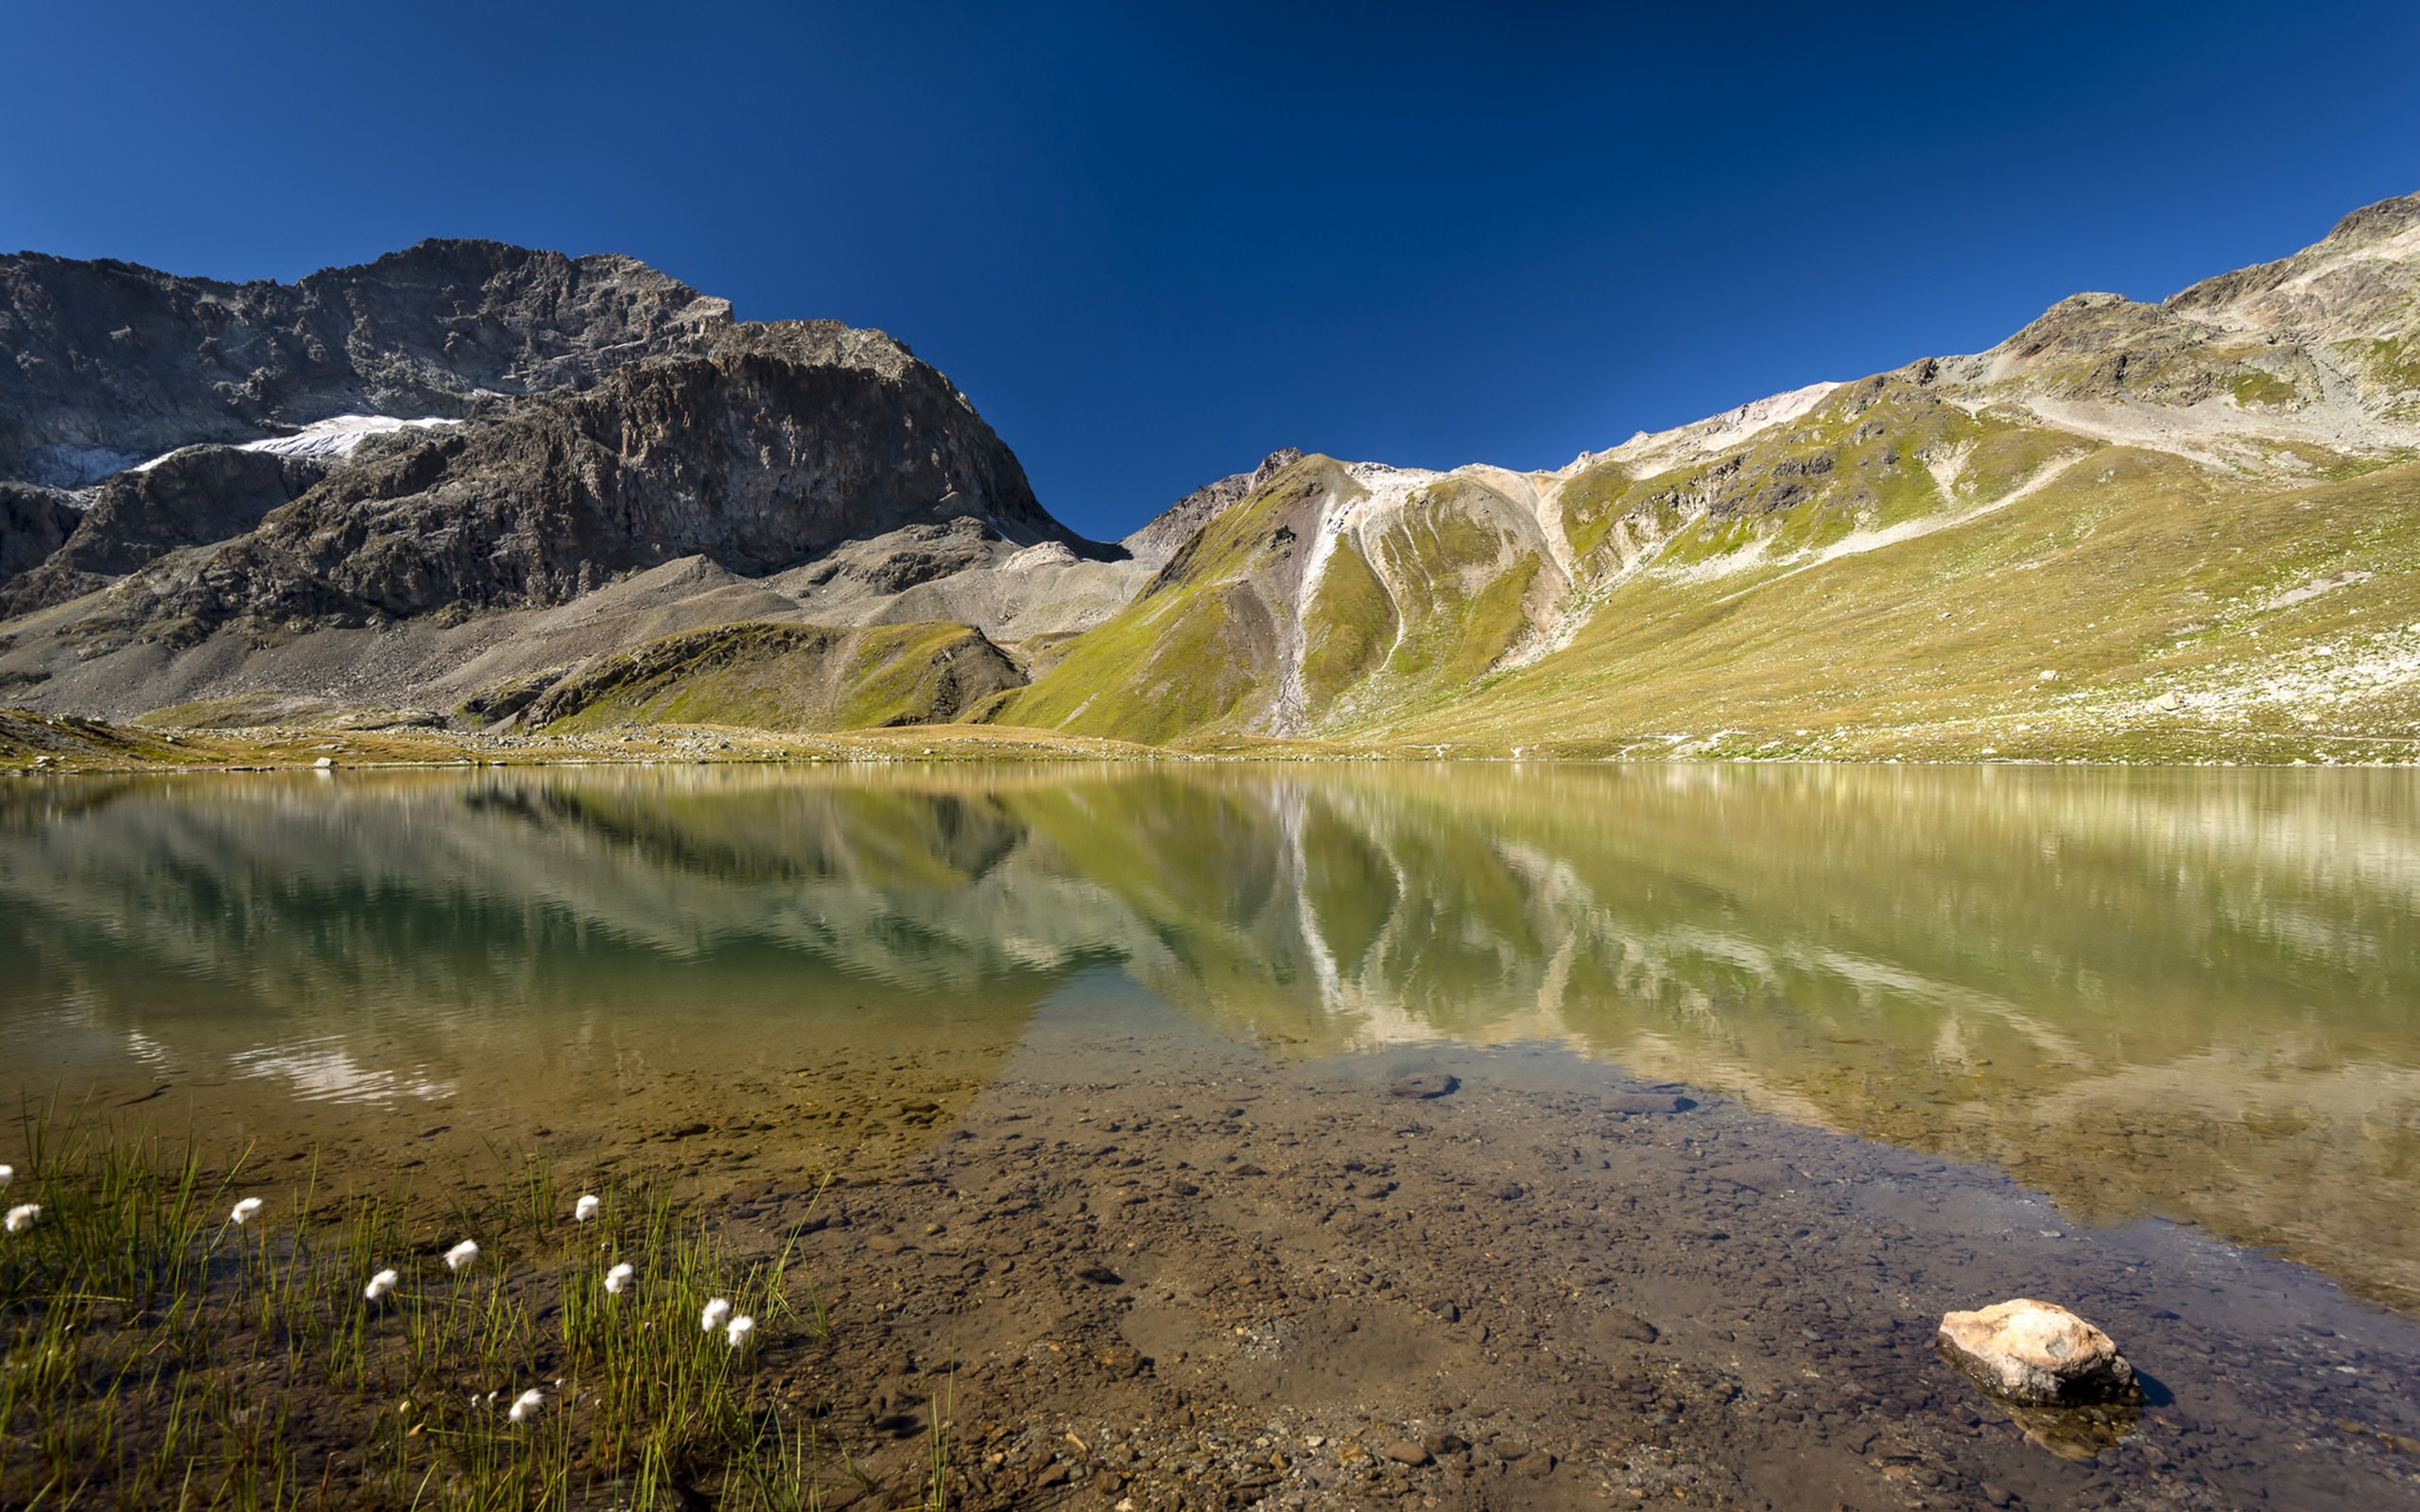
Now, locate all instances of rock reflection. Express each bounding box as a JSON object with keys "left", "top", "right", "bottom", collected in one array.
[{"left": 2, "top": 763, "right": 2416, "bottom": 1307}]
